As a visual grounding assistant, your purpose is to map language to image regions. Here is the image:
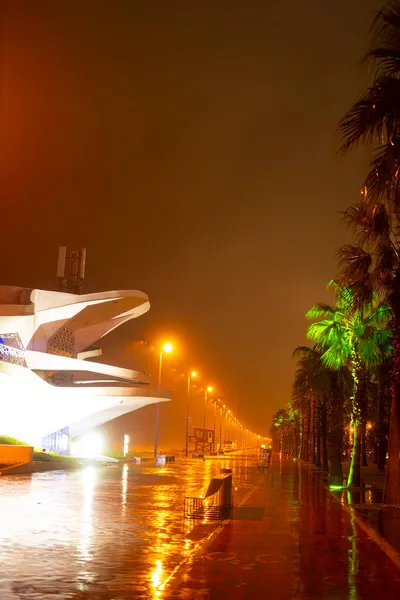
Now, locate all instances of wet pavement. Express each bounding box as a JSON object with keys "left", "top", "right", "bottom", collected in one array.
[
  {"left": 1, "top": 453, "right": 400, "bottom": 599},
  {"left": 166, "top": 457, "right": 400, "bottom": 599},
  {"left": 0, "top": 453, "right": 258, "bottom": 599}
]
